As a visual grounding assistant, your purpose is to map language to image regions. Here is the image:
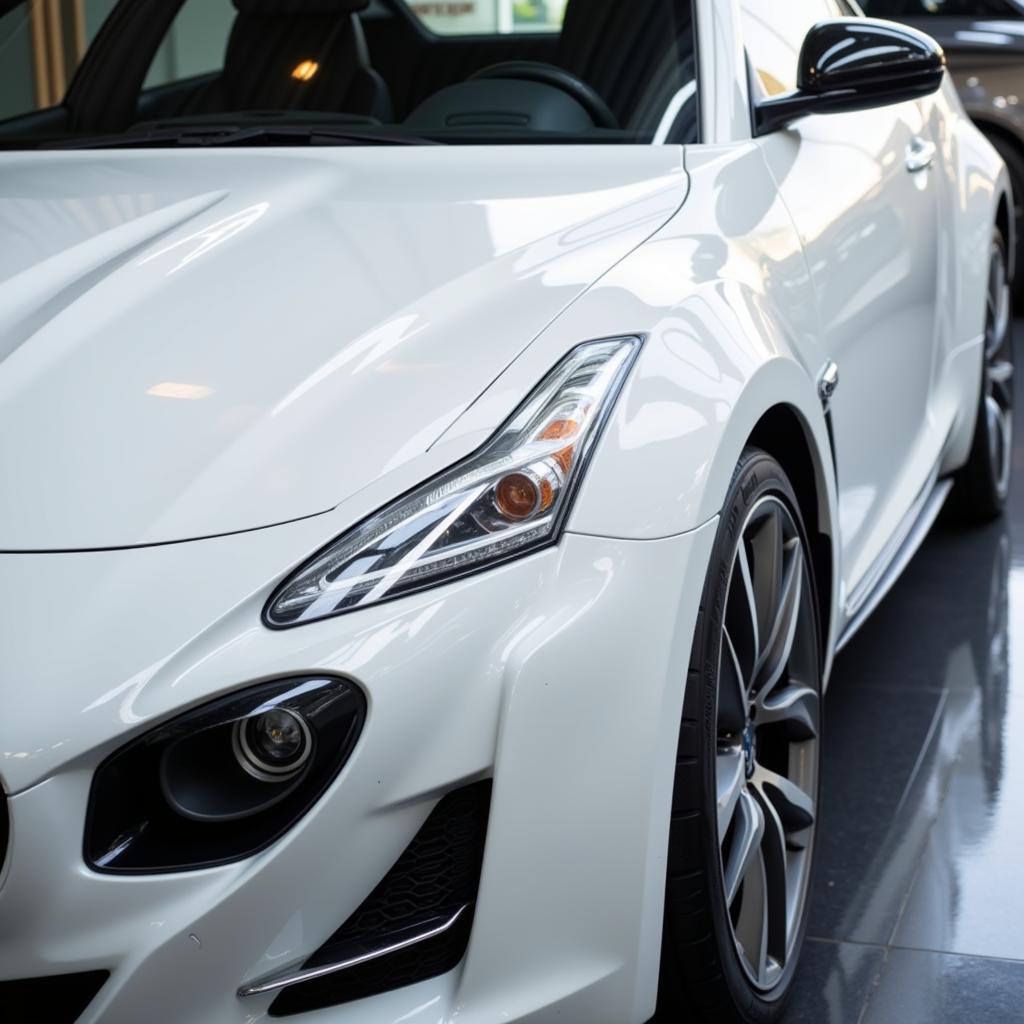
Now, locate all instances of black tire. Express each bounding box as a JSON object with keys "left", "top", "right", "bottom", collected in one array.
[
  {"left": 984, "top": 132, "right": 1024, "bottom": 307},
  {"left": 951, "top": 228, "right": 1014, "bottom": 523},
  {"left": 655, "top": 448, "right": 822, "bottom": 1024}
]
